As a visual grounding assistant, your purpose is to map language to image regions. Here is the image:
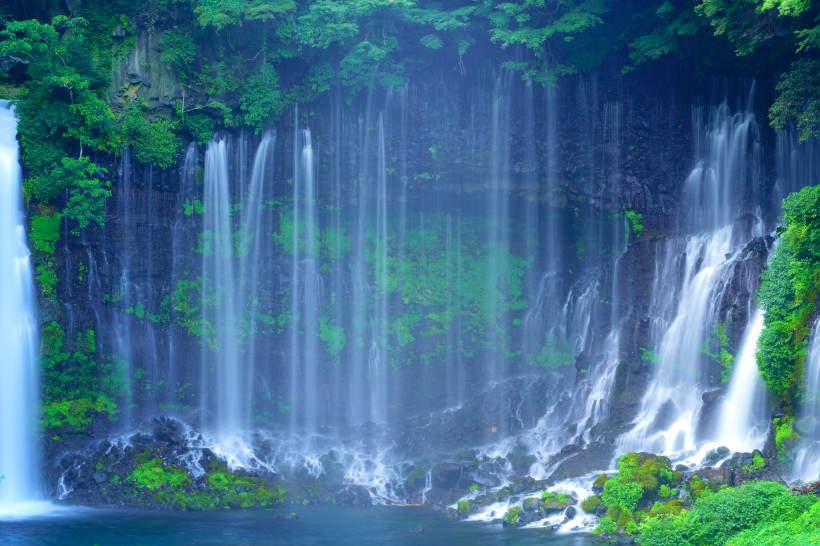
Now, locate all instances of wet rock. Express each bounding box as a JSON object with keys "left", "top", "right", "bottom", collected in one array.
[
  {"left": 92, "top": 471, "right": 107, "bottom": 484},
  {"left": 565, "top": 506, "right": 577, "bottom": 519},
  {"left": 335, "top": 484, "right": 371, "bottom": 507},
  {"left": 703, "top": 446, "right": 730, "bottom": 467},
  {"left": 522, "top": 497, "right": 541, "bottom": 512},
  {"left": 547, "top": 442, "right": 614, "bottom": 484},
  {"left": 507, "top": 444, "right": 537, "bottom": 475},
  {"left": 402, "top": 465, "right": 429, "bottom": 493},
  {"left": 431, "top": 462, "right": 464, "bottom": 490},
  {"left": 274, "top": 512, "right": 299, "bottom": 520}
]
